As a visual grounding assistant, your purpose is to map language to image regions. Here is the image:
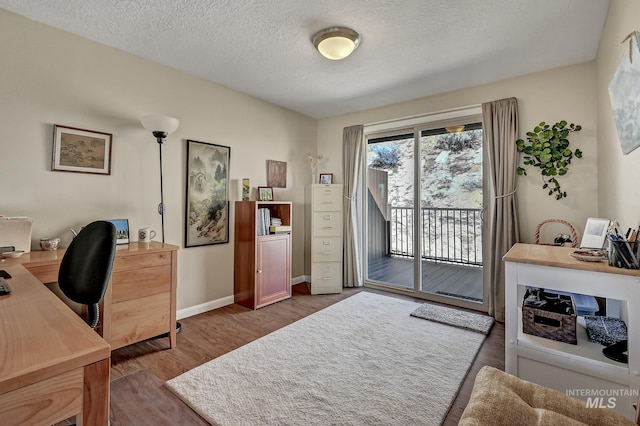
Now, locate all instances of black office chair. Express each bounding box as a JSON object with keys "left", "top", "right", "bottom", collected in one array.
[{"left": 58, "top": 220, "right": 117, "bottom": 329}]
